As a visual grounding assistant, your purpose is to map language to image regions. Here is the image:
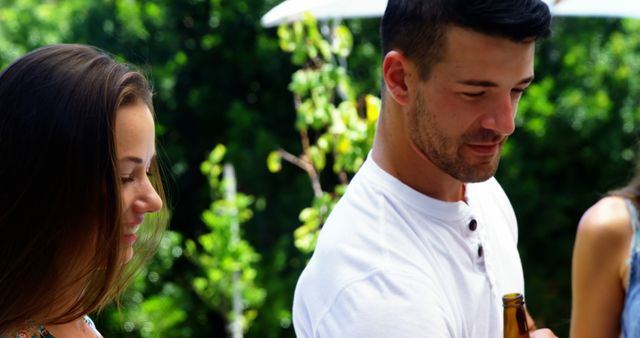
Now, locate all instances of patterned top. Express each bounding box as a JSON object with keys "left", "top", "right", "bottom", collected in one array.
[
  {"left": 2, "top": 316, "right": 102, "bottom": 338},
  {"left": 622, "top": 198, "right": 640, "bottom": 338}
]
